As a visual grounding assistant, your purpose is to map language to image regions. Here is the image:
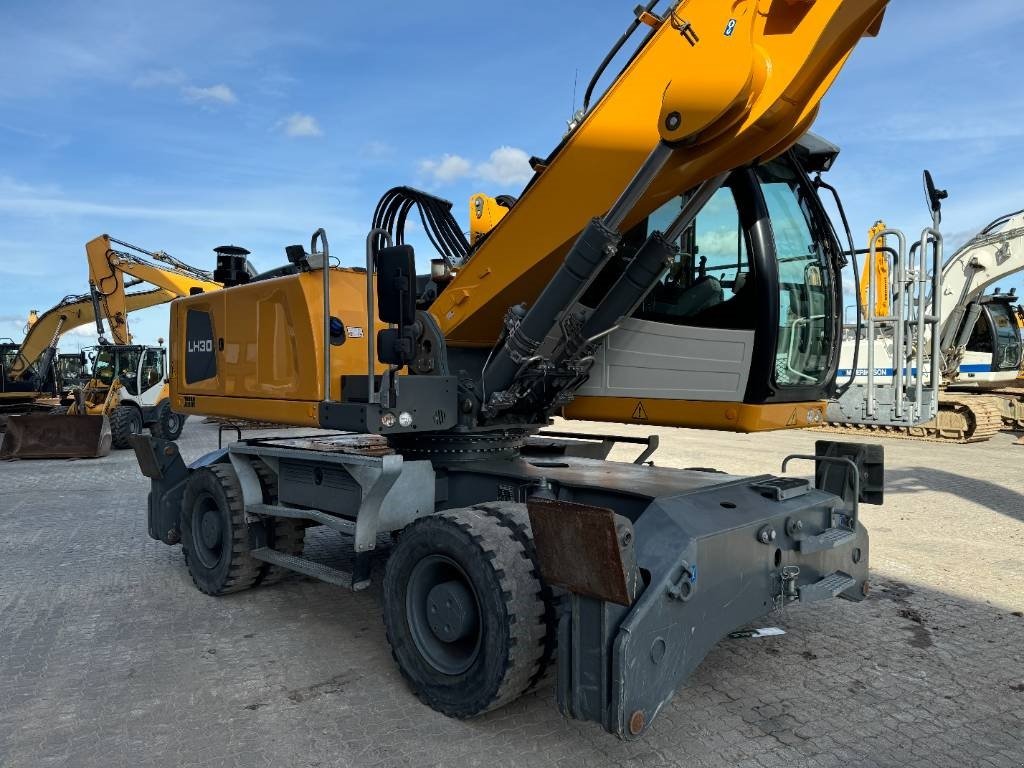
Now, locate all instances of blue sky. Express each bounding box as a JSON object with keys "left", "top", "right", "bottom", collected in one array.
[{"left": 1, "top": 0, "right": 1022, "bottom": 349}]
